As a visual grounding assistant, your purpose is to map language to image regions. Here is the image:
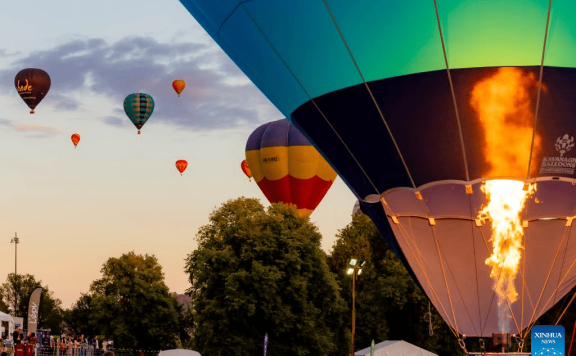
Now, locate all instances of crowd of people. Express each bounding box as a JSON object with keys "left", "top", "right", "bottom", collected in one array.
[{"left": 0, "top": 327, "right": 114, "bottom": 356}]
